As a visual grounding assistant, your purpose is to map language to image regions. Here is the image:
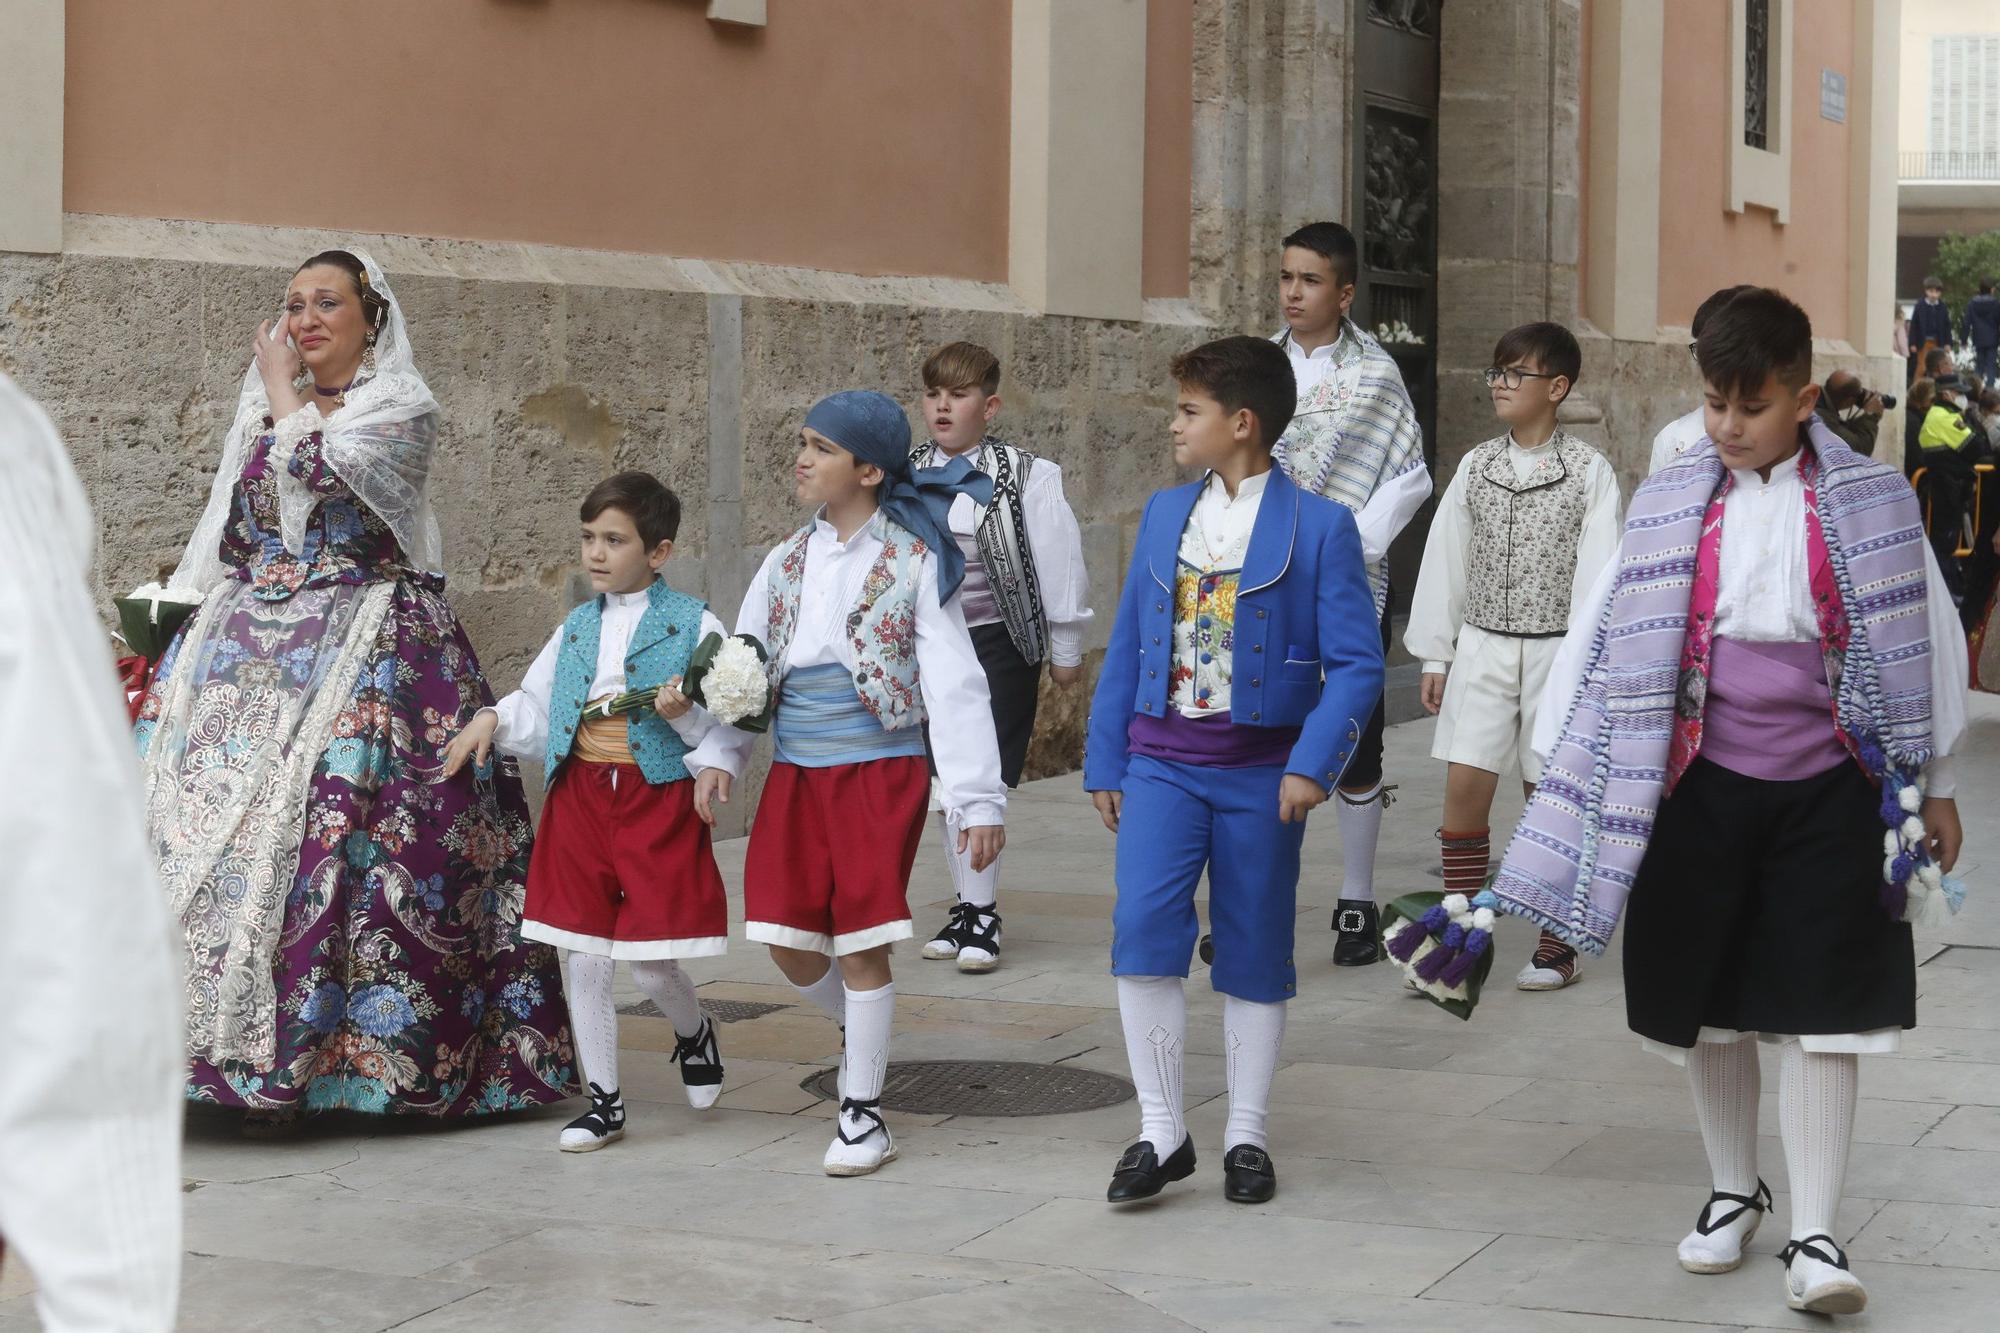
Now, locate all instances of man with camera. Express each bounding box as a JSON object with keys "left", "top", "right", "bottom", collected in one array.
[{"left": 1820, "top": 369, "right": 1891, "bottom": 457}]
